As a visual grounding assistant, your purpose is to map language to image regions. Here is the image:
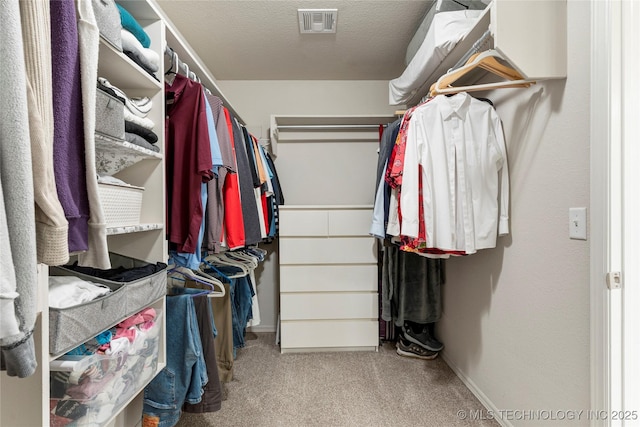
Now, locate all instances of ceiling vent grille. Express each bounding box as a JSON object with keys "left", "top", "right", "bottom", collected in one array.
[{"left": 298, "top": 9, "right": 337, "bottom": 34}]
